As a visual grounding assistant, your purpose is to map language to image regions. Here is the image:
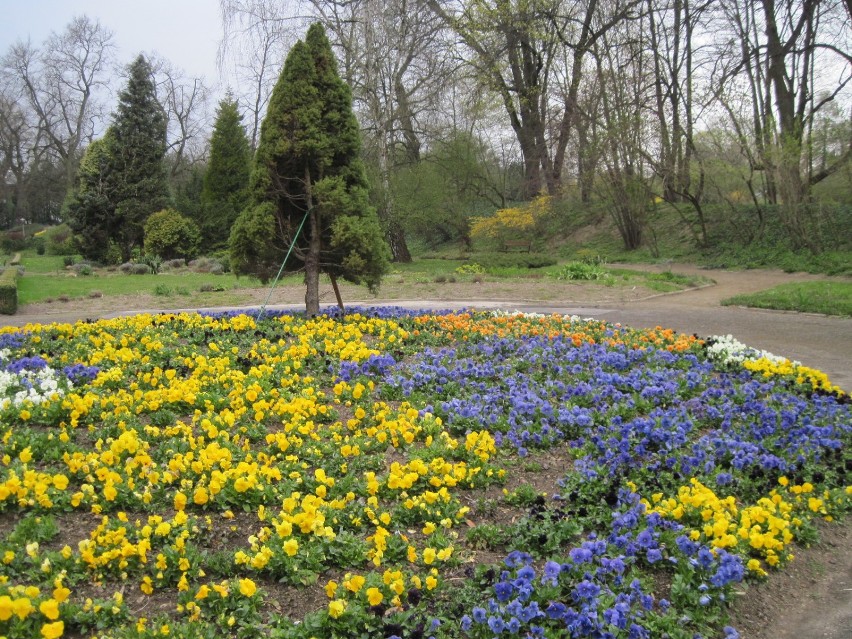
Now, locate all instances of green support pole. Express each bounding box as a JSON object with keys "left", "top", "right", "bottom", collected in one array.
[{"left": 256, "top": 210, "right": 310, "bottom": 322}]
